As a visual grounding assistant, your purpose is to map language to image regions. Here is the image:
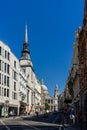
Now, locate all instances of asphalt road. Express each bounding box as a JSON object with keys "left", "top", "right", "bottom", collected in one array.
[
  {"left": 0, "top": 114, "right": 60, "bottom": 130},
  {"left": 0, "top": 113, "right": 79, "bottom": 130}
]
